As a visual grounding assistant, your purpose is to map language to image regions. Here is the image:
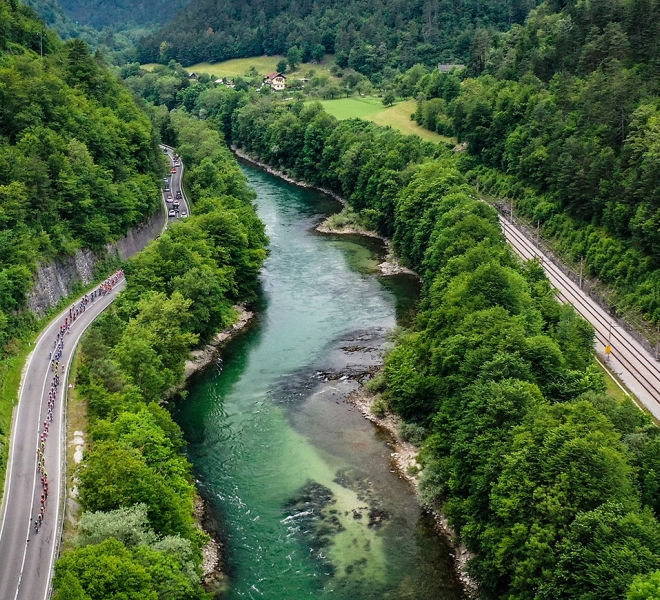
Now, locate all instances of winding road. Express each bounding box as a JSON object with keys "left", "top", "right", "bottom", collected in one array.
[
  {"left": 0, "top": 146, "right": 187, "bottom": 600},
  {"left": 500, "top": 216, "right": 660, "bottom": 419}
]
